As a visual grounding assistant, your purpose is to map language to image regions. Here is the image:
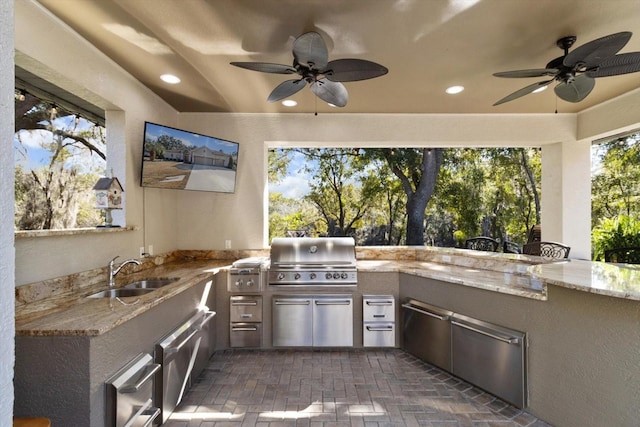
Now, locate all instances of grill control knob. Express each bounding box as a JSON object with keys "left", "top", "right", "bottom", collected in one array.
[
  {"left": 333, "top": 272, "right": 340, "bottom": 279},
  {"left": 235, "top": 279, "right": 243, "bottom": 287},
  {"left": 277, "top": 273, "right": 285, "bottom": 280},
  {"left": 325, "top": 273, "right": 333, "bottom": 280},
  {"left": 246, "top": 279, "right": 254, "bottom": 287},
  {"left": 294, "top": 273, "right": 301, "bottom": 280},
  {"left": 310, "top": 273, "right": 317, "bottom": 280},
  {"left": 341, "top": 272, "right": 348, "bottom": 279}
]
